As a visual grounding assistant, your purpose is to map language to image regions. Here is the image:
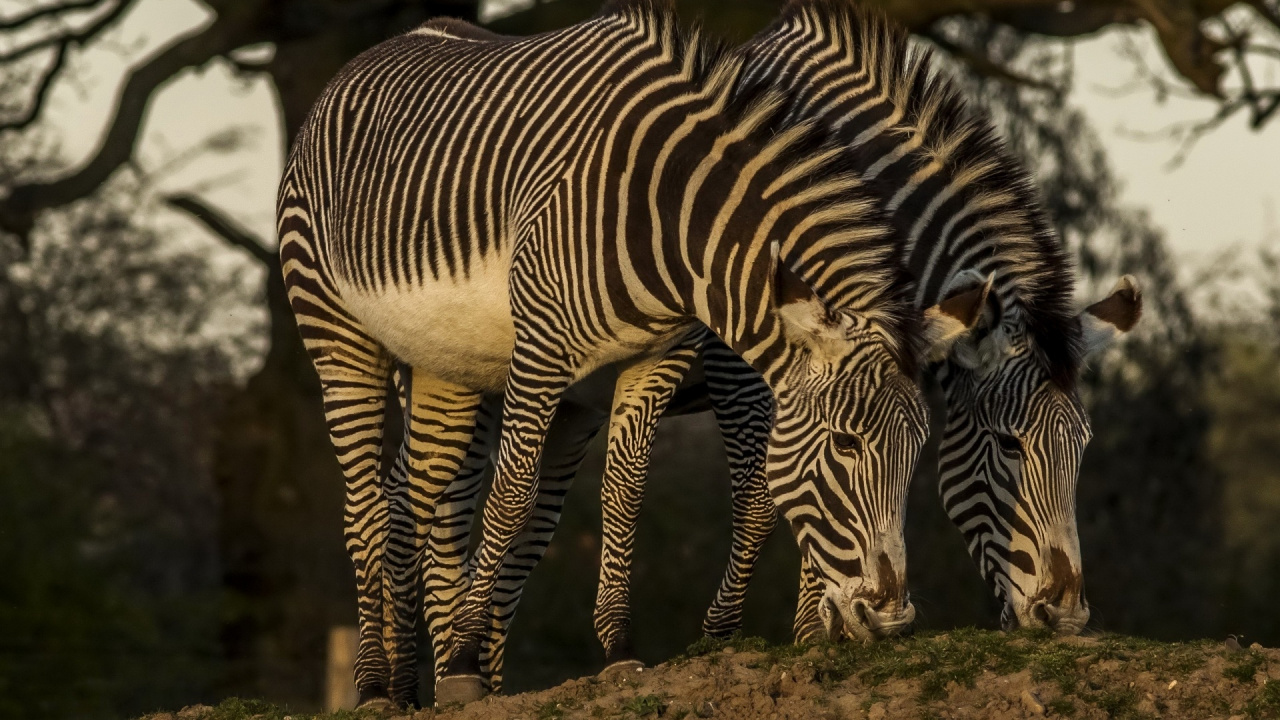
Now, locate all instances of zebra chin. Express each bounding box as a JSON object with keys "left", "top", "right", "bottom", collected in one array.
[
  {"left": 1001, "top": 596, "right": 1090, "bottom": 637},
  {"left": 818, "top": 591, "right": 917, "bottom": 642}
]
